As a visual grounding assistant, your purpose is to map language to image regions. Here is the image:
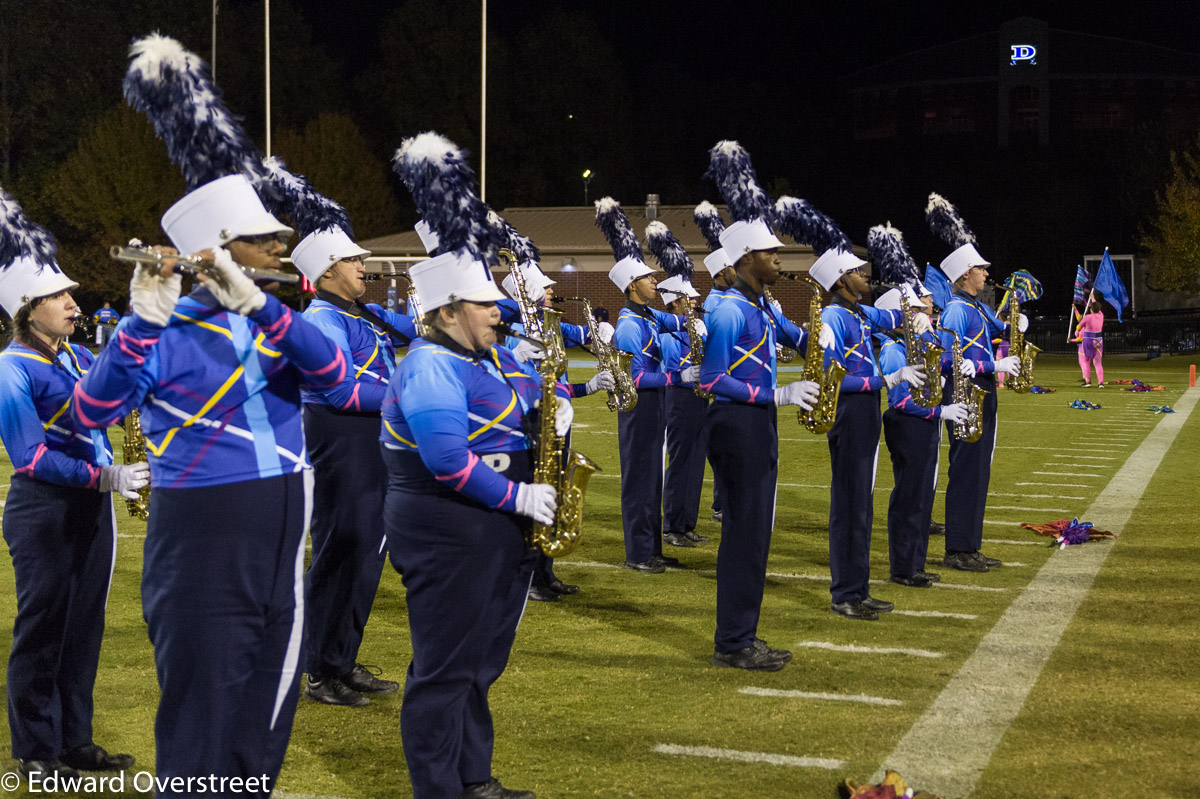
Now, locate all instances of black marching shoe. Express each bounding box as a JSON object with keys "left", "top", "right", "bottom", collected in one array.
[
  {"left": 890, "top": 573, "right": 934, "bottom": 588},
  {"left": 624, "top": 560, "right": 666, "bottom": 574},
  {"left": 830, "top": 601, "right": 879, "bottom": 621},
  {"left": 304, "top": 676, "right": 369, "bottom": 707},
  {"left": 343, "top": 664, "right": 400, "bottom": 695},
  {"left": 651, "top": 553, "right": 683, "bottom": 569},
  {"left": 943, "top": 551, "right": 989, "bottom": 573},
  {"left": 527, "top": 585, "right": 560, "bottom": 602},
  {"left": 683, "top": 530, "right": 710, "bottom": 544},
  {"left": 860, "top": 595, "right": 894, "bottom": 613},
  {"left": 752, "top": 637, "right": 792, "bottom": 663},
  {"left": 459, "top": 777, "right": 536, "bottom": 799},
  {"left": 59, "top": 744, "right": 135, "bottom": 771},
  {"left": 712, "top": 645, "right": 788, "bottom": 672},
  {"left": 663, "top": 531, "right": 697, "bottom": 548},
  {"left": 711, "top": 509, "right": 723, "bottom": 523},
  {"left": 18, "top": 760, "right": 80, "bottom": 781},
  {"left": 914, "top": 570, "right": 941, "bottom": 583},
  {"left": 929, "top": 521, "right": 946, "bottom": 536},
  {"left": 546, "top": 579, "right": 580, "bottom": 595},
  {"left": 972, "top": 551, "right": 1002, "bottom": 569}
]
